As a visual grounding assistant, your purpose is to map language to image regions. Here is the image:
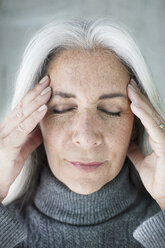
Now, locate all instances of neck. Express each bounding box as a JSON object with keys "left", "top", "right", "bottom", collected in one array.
[{"left": 34, "top": 158, "right": 138, "bottom": 225}]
